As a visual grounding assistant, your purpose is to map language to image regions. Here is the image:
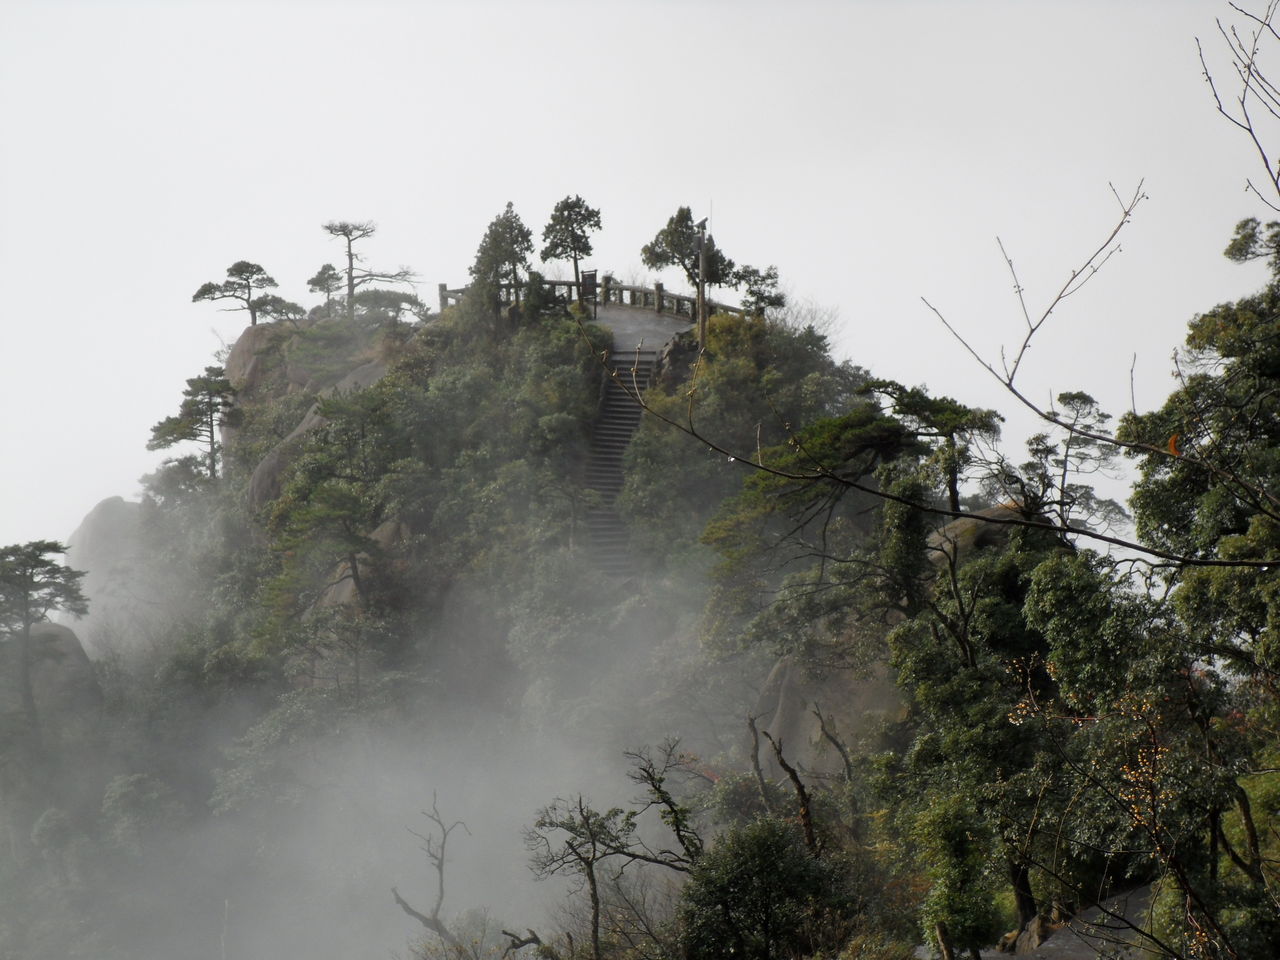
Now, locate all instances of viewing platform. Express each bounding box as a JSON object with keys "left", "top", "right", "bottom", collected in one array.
[{"left": 437, "top": 276, "right": 745, "bottom": 337}]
